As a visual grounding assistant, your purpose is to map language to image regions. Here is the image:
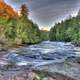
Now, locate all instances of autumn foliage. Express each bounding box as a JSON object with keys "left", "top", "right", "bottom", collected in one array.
[{"left": 0, "top": 0, "right": 17, "bottom": 18}]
